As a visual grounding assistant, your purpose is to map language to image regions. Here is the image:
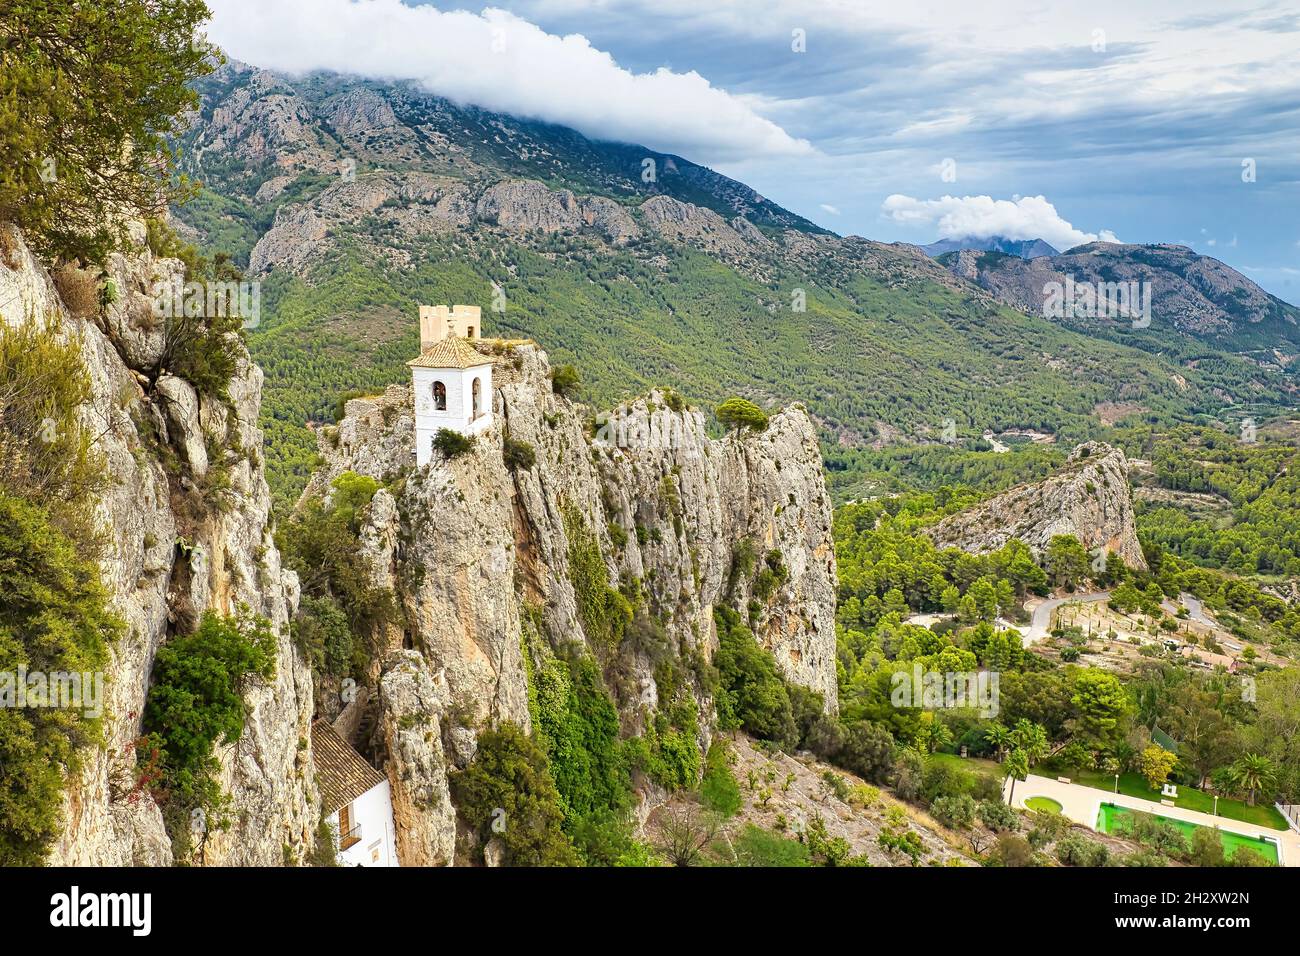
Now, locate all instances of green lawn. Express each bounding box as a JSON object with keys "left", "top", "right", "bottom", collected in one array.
[
  {"left": 1038, "top": 763, "right": 1287, "bottom": 830},
  {"left": 929, "top": 751, "right": 1002, "bottom": 780},
  {"left": 1097, "top": 803, "right": 1280, "bottom": 865}
]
